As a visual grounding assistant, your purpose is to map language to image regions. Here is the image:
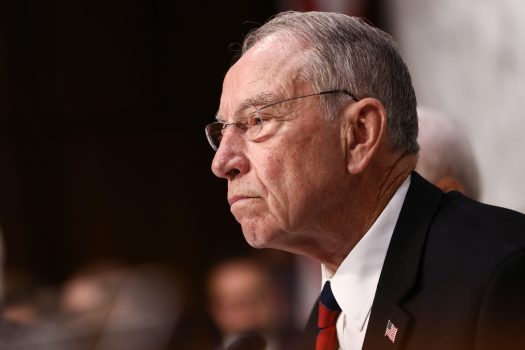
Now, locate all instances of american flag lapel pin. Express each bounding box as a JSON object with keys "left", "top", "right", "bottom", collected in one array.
[{"left": 385, "top": 319, "right": 398, "bottom": 343}]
